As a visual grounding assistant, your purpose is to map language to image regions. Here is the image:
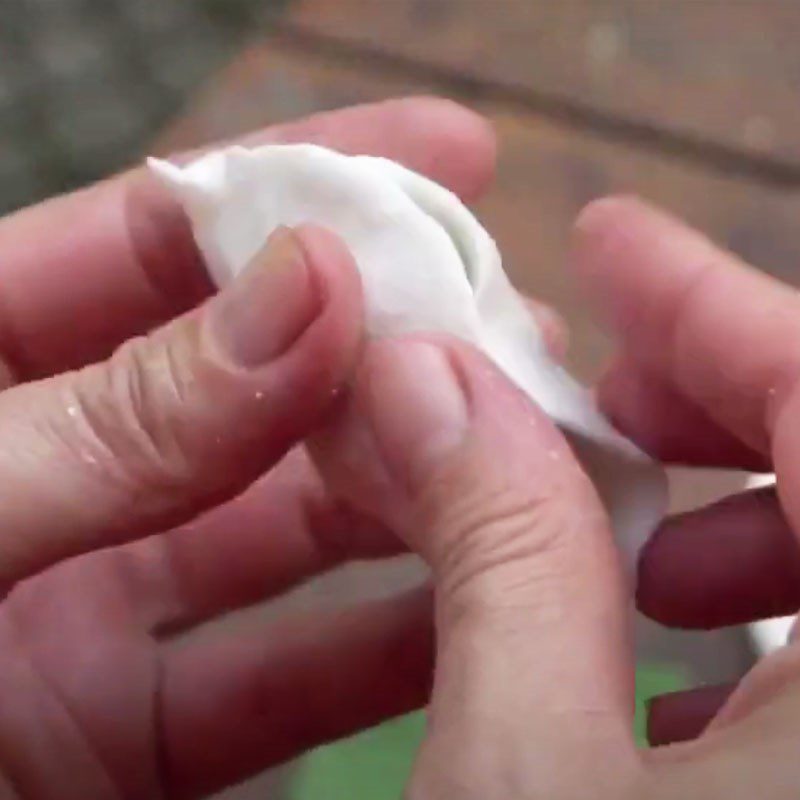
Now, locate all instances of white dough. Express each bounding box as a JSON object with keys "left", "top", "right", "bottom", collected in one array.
[
  {"left": 149, "top": 144, "right": 667, "bottom": 565},
  {"left": 745, "top": 473, "right": 792, "bottom": 656}
]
